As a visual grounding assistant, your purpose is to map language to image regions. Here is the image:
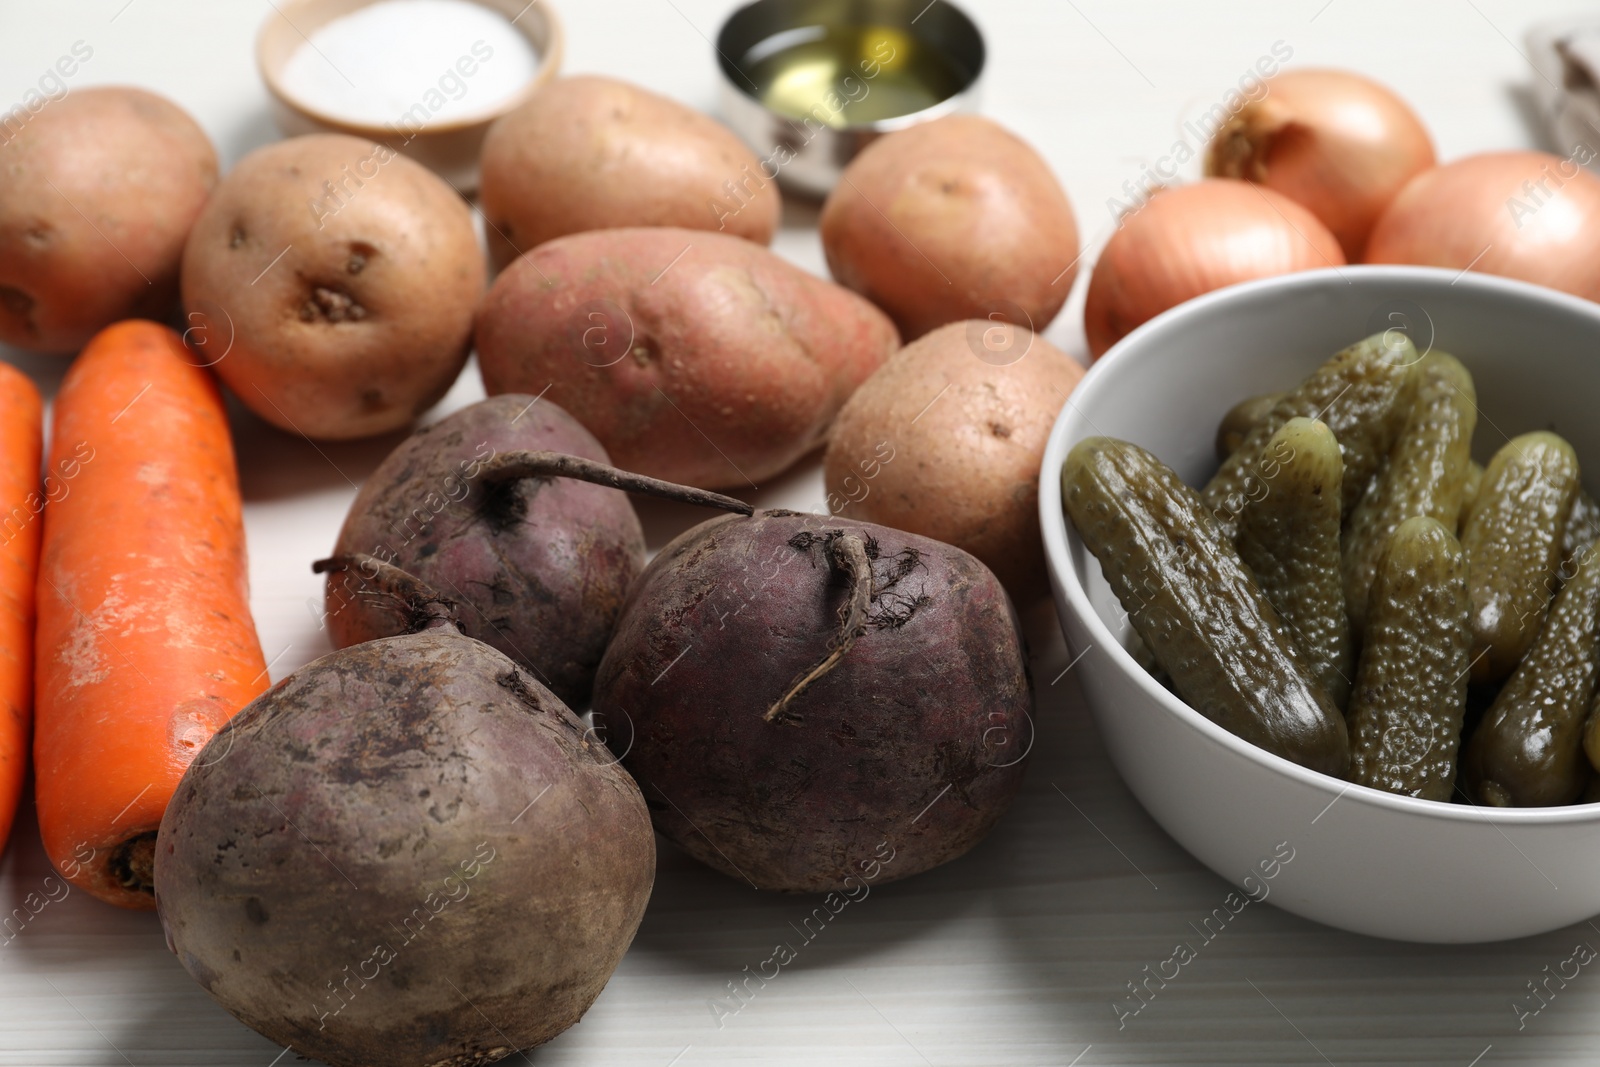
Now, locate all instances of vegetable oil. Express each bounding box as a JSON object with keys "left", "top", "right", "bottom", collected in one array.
[{"left": 741, "top": 24, "right": 969, "bottom": 128}]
